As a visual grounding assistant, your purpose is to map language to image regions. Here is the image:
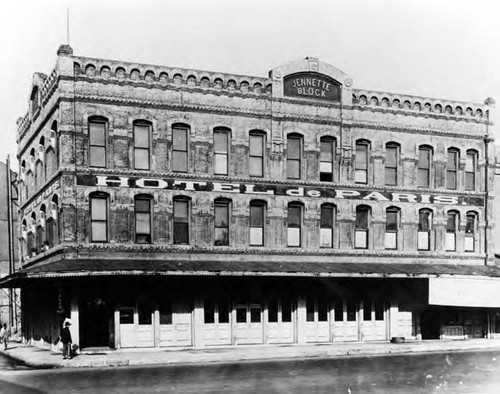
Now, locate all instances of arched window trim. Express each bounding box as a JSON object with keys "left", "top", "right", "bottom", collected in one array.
[
  {"left": 355, "top": 139, "right": 370, "bottom": 184},
  {"left": 133, "top": 120, "right": 152, "bottom": 171},
  {"left": 171, "top": 123, "right": 191, "bottom": 173}
]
